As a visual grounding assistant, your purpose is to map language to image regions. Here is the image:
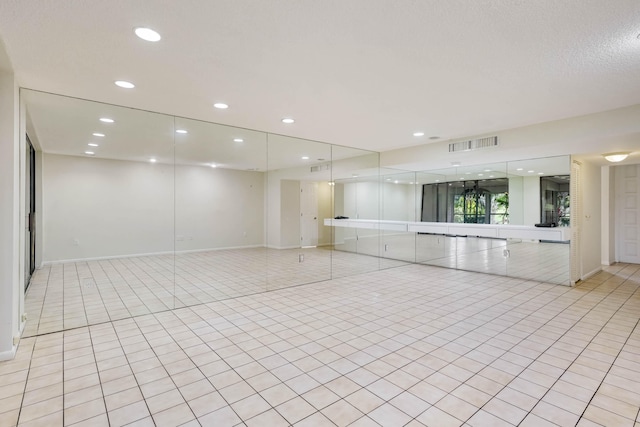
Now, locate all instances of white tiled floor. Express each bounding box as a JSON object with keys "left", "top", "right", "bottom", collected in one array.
[{"left": 5, "top": 261, "right": 640, "bottom": 426}]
